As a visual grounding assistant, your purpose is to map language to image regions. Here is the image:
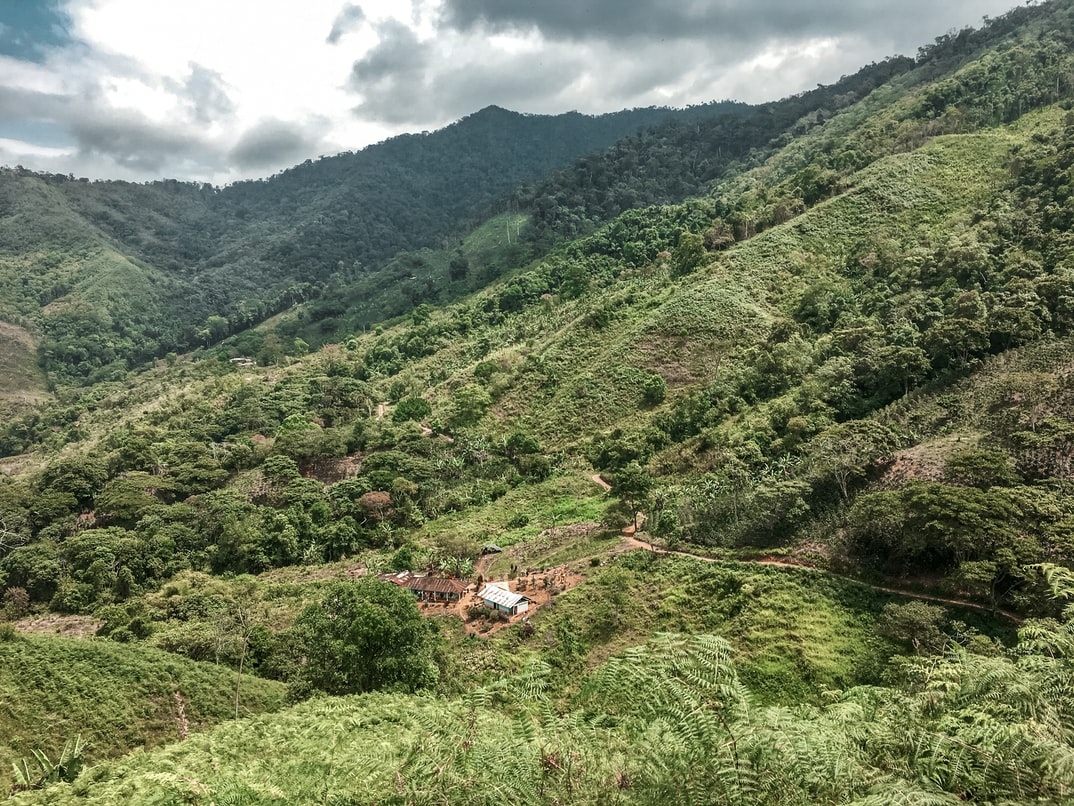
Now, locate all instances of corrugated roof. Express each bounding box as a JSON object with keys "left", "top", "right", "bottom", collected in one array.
[
  {"left": 405, "top": 576, "right": 467, "bottom": 595},
  {"left": 478, "top": 584, "right": 528, "bottom": 608}
]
